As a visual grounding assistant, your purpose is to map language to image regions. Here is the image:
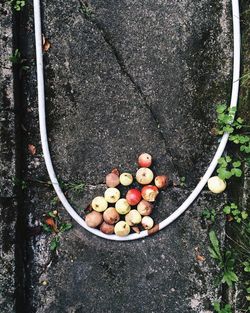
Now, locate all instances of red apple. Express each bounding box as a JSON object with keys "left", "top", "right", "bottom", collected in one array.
[
  {"left": 85, "top": 211, "right": 103, "bottom": 228},
  {"left": 103, "top": 207, "right": 120, "bottom": 225},
  {"left": 137, "top": 200, "right": 153, "bottom": 216},
  {"left": 105, "top": 172, "right": 120, "bottom": 188},
  {"left": 155, "top": 175, "right": 168, "bottom": 189},
  {"left": 100, "top": 222, "right": 114, "bottom": 234},
  {"left": 138, "top": 153, "right": 152, "bottom": 168},
  {"left": 126, "top": 189, "right": 142, "bottom": 206},
  {"left": 141, "top": 185, "right": 159, "bottom": 202}
]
